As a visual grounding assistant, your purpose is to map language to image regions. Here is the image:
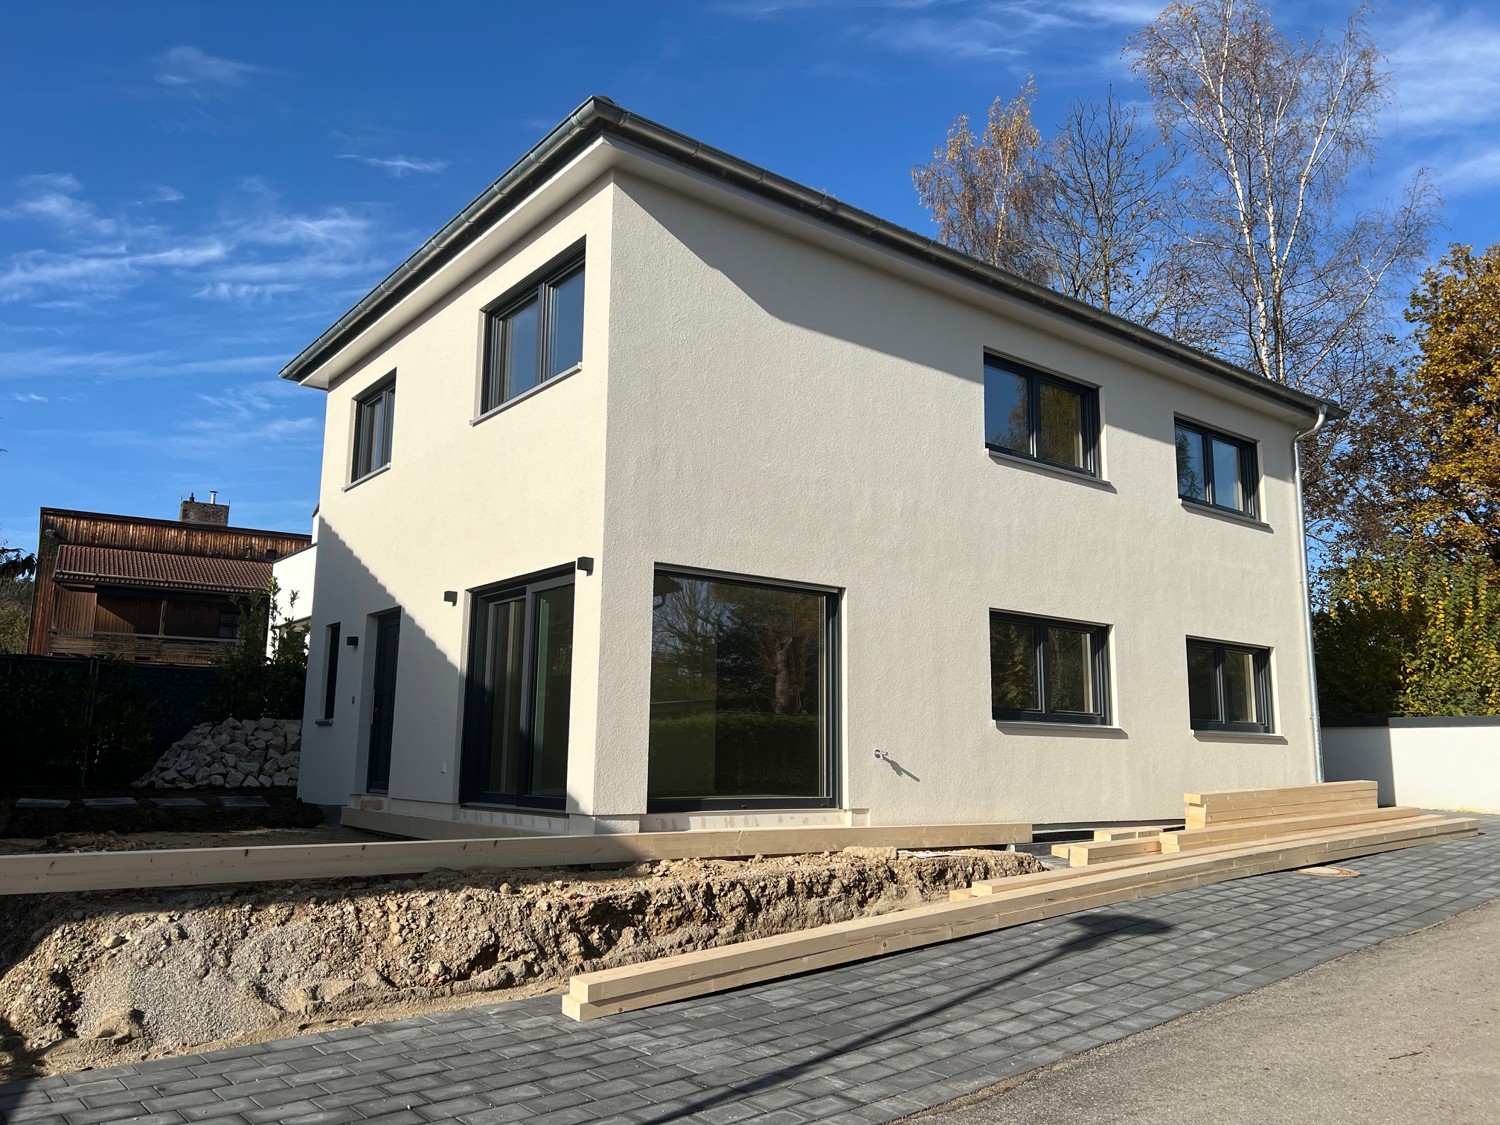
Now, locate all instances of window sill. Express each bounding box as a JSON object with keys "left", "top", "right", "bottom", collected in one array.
[
  {"left": 471, "top": 363, "right": 583, "bottom": 426},
  {"left": 1180, "top": 498, "right": 1270, "bottom": 530},
  {"left": 986, "top": 447, "right": 1115, "bottom": 492},
  {"left": 1192, "top": 730, "right": 1287, "bottom": 744},
  {"left": 343, "top": 463, "right": 391, "bottom": 492},
  {"left": 995, "top": 721, "right": 1128, "bottom": 739}
]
